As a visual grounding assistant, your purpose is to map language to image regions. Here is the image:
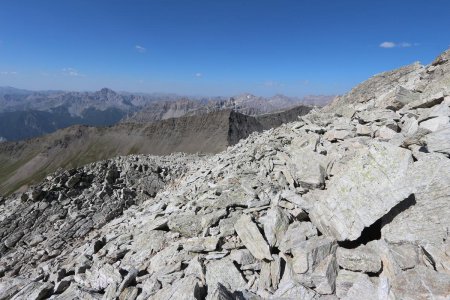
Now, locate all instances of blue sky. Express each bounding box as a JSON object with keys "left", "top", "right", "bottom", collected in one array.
[{"left": 0, "top": 0, "right": 449, "bottom": 96}]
